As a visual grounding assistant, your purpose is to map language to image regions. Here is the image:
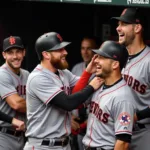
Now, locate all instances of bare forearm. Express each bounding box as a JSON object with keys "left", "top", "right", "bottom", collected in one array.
[
  {"left": 114, "top": 140, "right": 129, "bottom": 150},
  {"left": 16, "top": 100, "right": 26, "bottom": 113},
  {"left": 6, "top": 94, "right": 26, "bottom": 113}
]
